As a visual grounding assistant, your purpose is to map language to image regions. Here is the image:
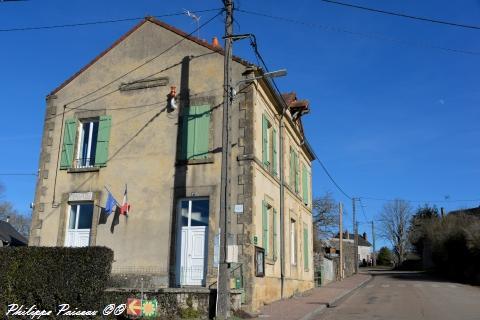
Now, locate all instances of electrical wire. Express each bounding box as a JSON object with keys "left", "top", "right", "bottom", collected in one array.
[
  {"left": 247, "top": 32, "right": 478, "bottom": 205},
  {"left": 358, "top": 198, "right": 369, "bottom": 222},
  {"left": 0, "top": 9, "right": 222, "bottom": 32},
  {"left": 319, "top": 0, "right": 480, "bottom": 31},
  {"left": 62, "top": 10, "right": 223, "bottom": 109},
  {"left": 0, "top": 173, "right": 36, "bottom": 176},
  {"left": 249, "top": 34, "right": 353, "bottom": 200},
  {"left": 236, "top": 9, "right": 480, "bottom": 56},
  {"left": 360, "top": 196, "right": 480, "bottom": 204}
]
